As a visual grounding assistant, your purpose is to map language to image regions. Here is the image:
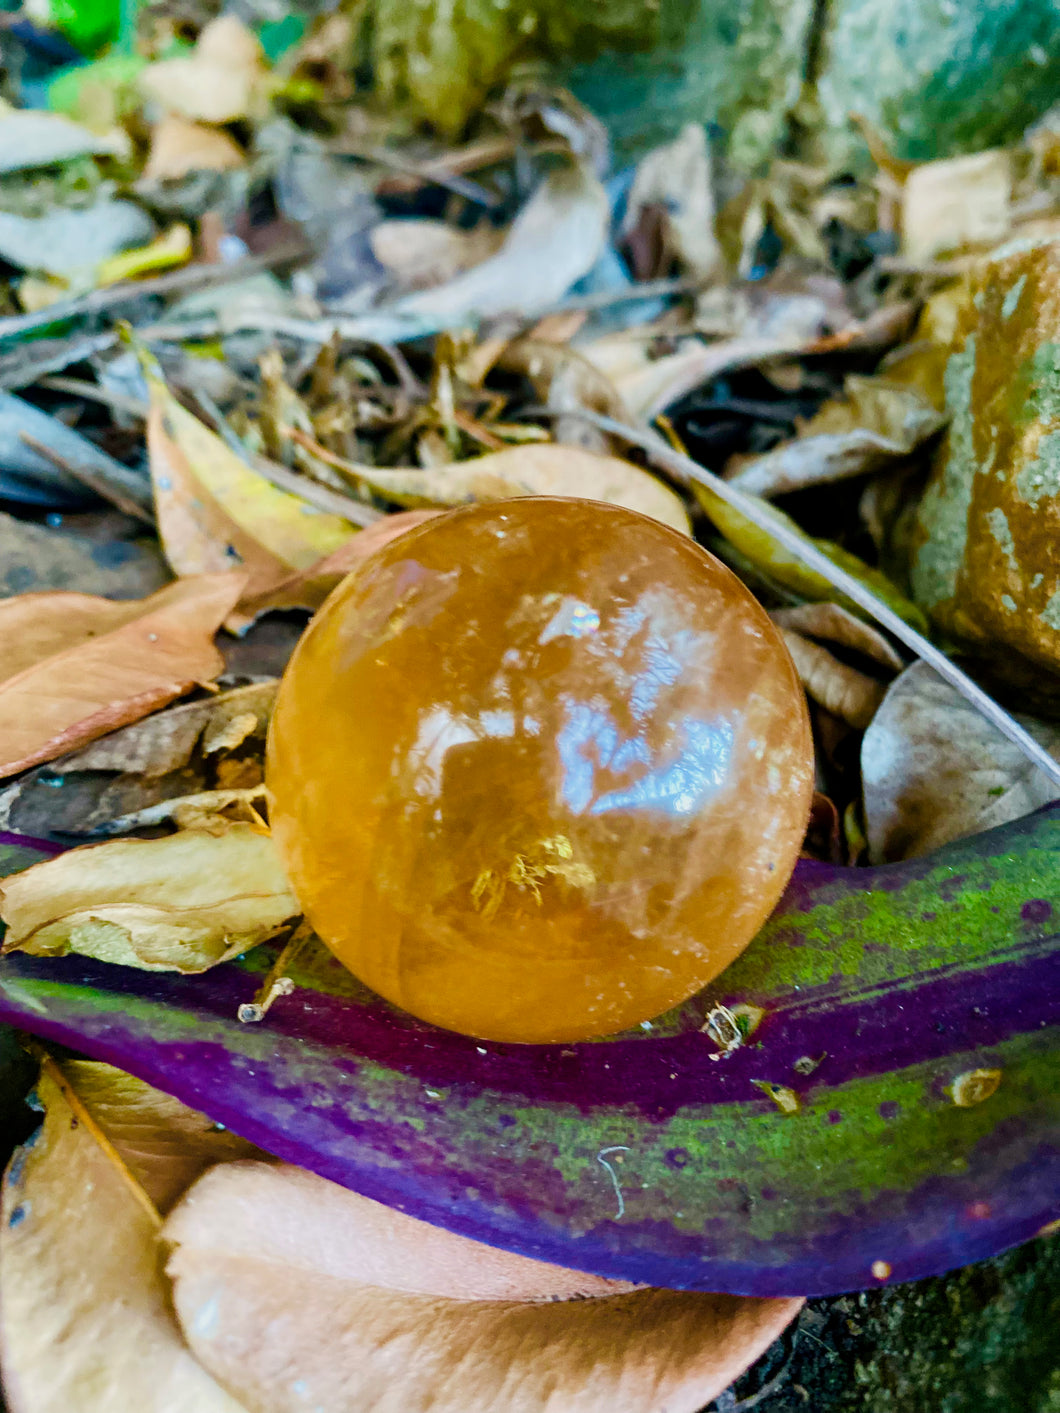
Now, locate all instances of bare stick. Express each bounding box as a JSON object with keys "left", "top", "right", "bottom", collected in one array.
[
  {"left": 19, "top": 433, "right": 155, "bottom": 526},
  {"left": 34, "top": 1049, "right": 162, "bottom": 1230},
  {"left": 237, "top": 919, "right": 316, "bottom": 1024},
  {"left": 585, "top": 412, "right": 1060, "bottom": 790},
  {"left": 0, "top": 242, "right": 309, "bottom": 344}
]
